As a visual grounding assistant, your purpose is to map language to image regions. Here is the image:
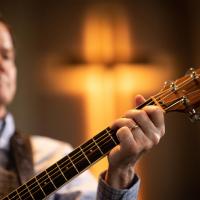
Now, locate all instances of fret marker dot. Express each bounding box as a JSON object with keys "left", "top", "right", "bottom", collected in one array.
[{"left": 90, "top": 149, "right": 93, "bottom": 152}]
